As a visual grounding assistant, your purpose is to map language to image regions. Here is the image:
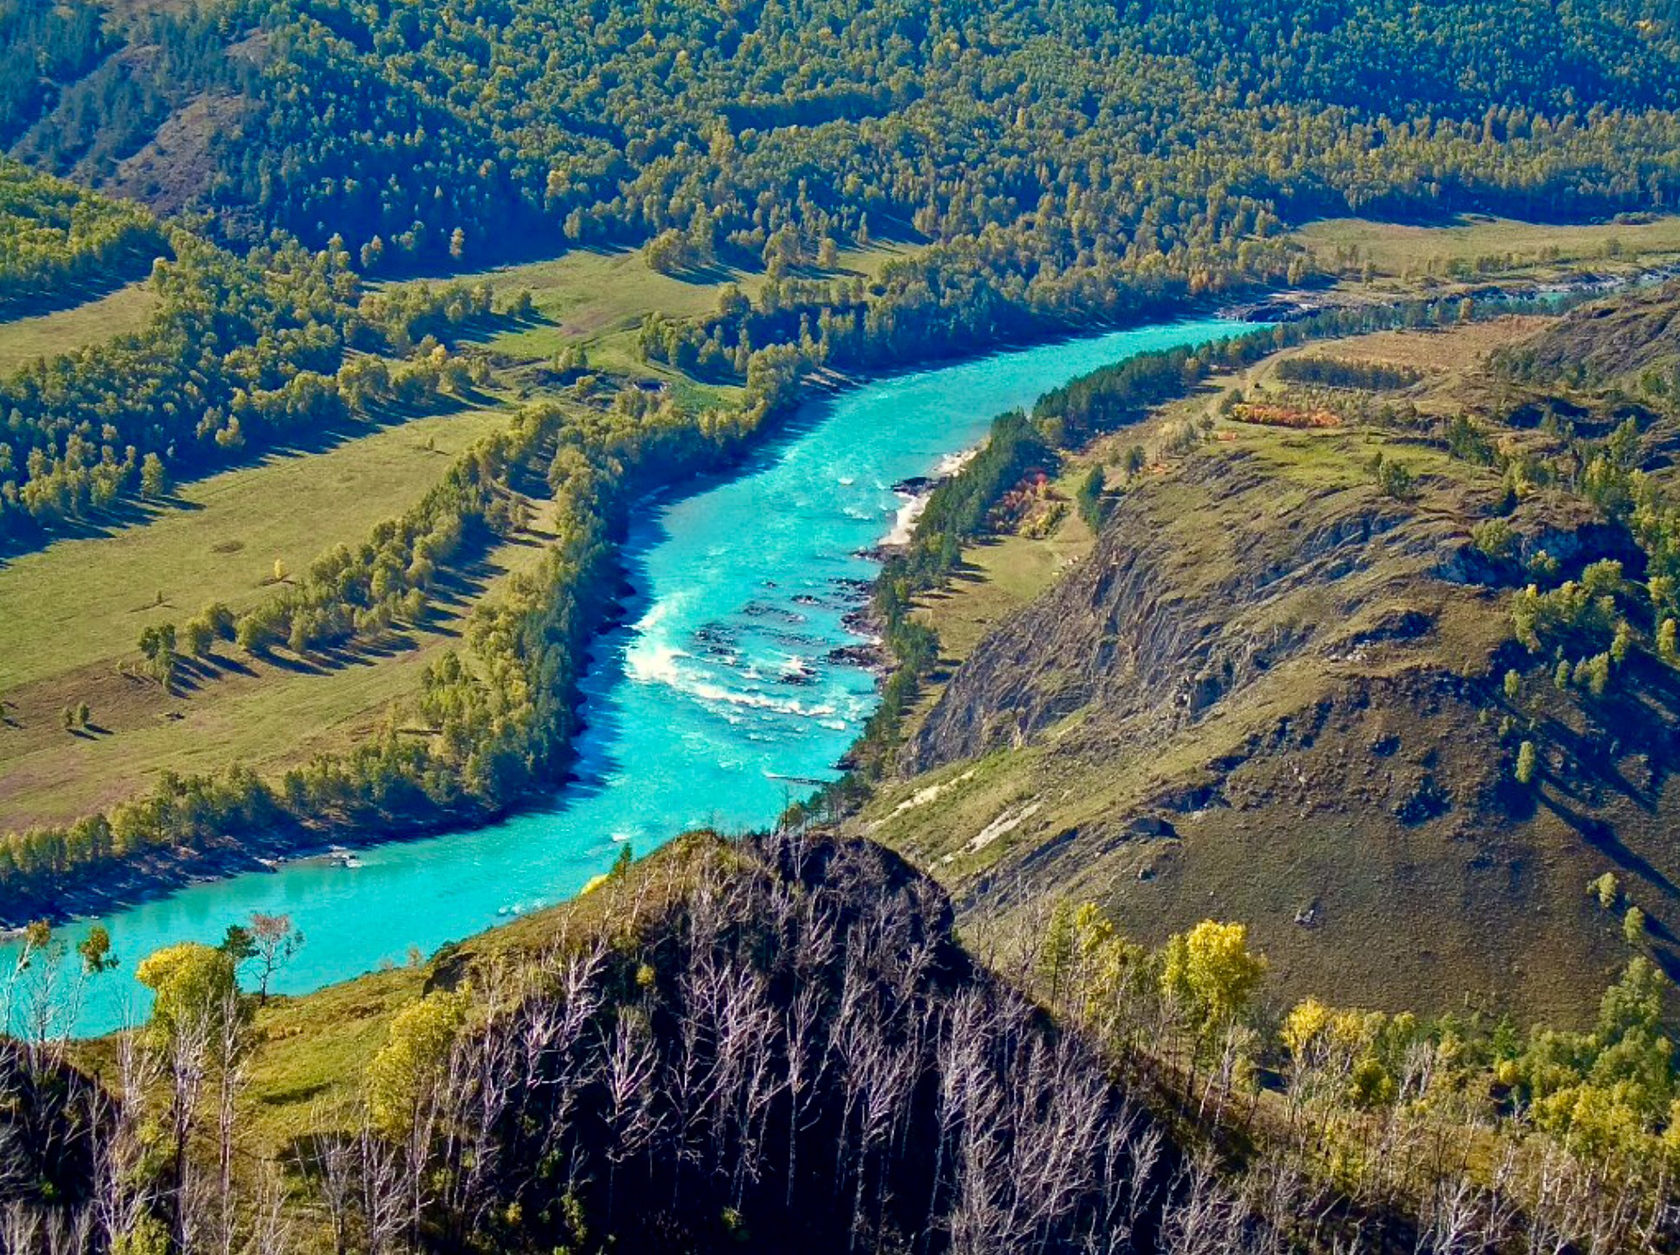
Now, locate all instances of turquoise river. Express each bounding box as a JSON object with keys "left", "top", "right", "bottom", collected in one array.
[{"left": 7, "top": 316, "right": 1253, "bottom": 1035}]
